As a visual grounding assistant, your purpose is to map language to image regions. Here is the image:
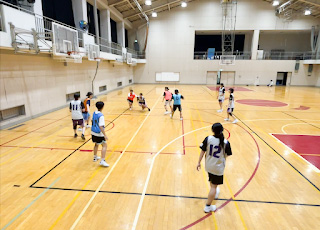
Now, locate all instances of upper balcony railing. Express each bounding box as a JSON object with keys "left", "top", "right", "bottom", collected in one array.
[
  {"left": 194, "top": 51, "right": 320, "bottom": 60},
  {"left": 0, "top": 0, "right": 145, "bottom": 59}
]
